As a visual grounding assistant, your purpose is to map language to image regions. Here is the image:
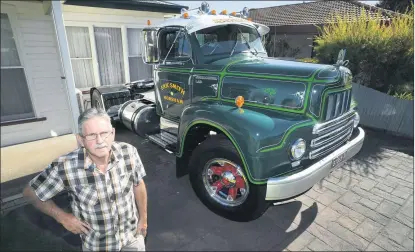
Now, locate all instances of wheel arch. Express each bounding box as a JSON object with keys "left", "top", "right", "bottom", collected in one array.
[{"left": 176, "top": 120, "right": 258, "bottom": 184}]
